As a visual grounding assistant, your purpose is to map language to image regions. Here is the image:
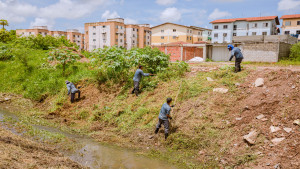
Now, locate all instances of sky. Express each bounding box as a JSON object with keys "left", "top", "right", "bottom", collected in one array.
[{"left": 1, "top": 0, "right": 300, "bottom": 32}]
